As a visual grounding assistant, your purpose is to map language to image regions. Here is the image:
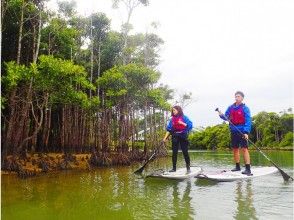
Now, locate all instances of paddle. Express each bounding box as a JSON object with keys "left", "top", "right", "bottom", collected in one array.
[
  {"left": 215, "top": 108, "right": 293, "bottom": 181},
  {"left": 134, "top": 142, "right": 165, "bottom": 175}
]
